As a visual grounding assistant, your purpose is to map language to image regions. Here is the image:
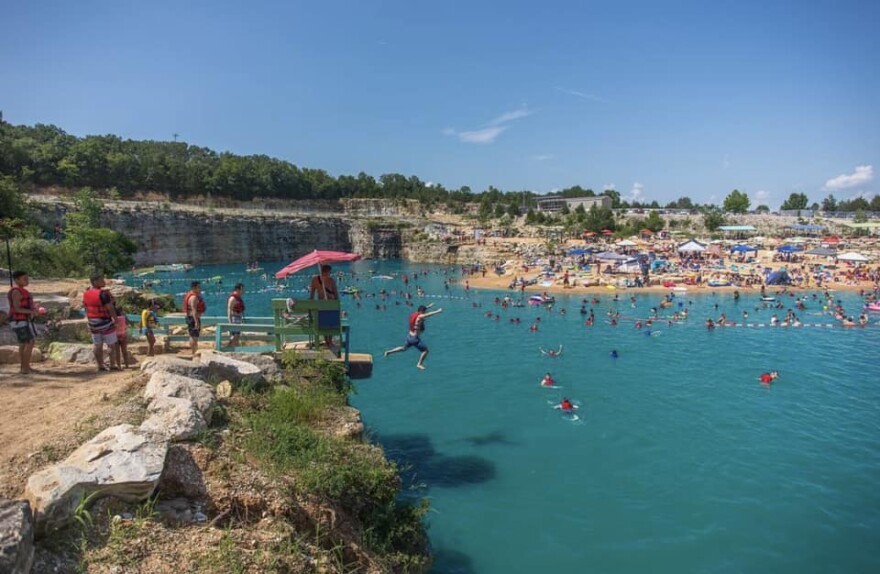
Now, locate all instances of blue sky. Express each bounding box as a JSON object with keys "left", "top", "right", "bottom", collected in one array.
[{"left": 2, "top": 0, "right": 878, "bottom": 207}]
